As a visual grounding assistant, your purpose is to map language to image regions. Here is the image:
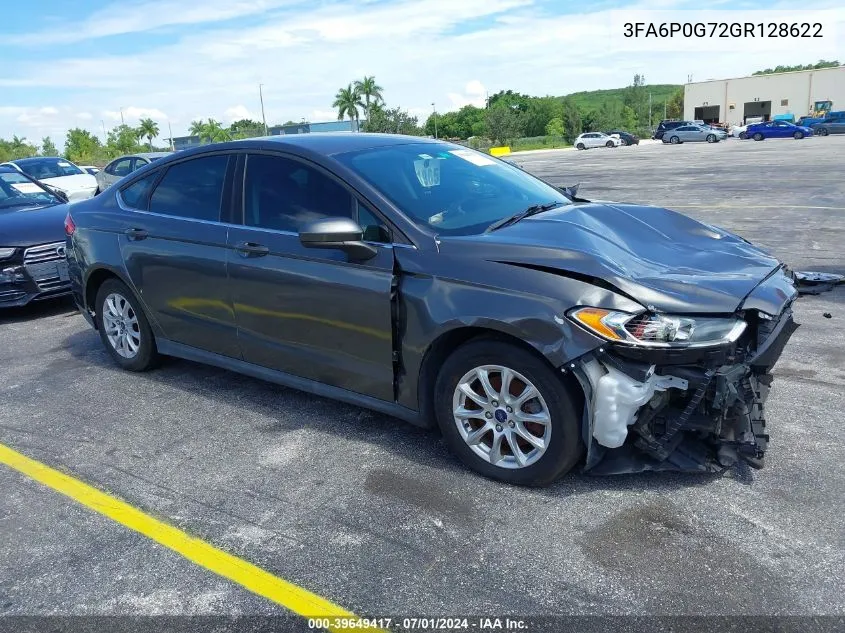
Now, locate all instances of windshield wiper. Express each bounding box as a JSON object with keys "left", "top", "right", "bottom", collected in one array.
[
  {"left": 485, "top": 201, "right": 564, "bottom": 233},
  {"left": 0, "top": 200, "right": 47, "bottom": 210}
]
